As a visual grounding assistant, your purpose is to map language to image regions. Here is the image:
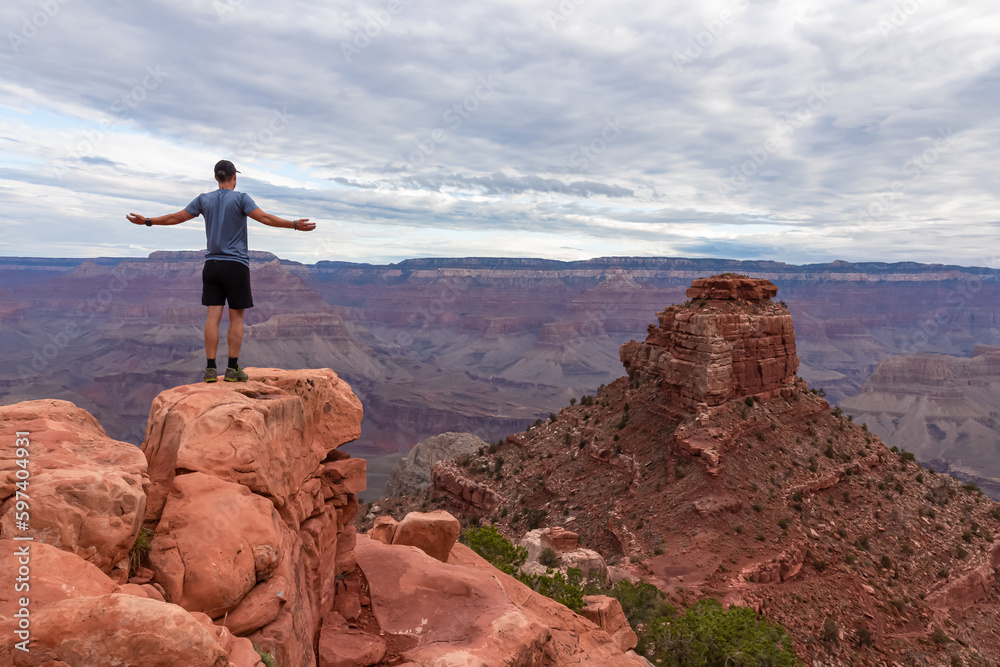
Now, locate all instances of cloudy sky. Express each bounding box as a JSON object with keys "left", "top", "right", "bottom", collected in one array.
[{"left": 1, "top": 0, "right": 998, "bottom": 265}]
